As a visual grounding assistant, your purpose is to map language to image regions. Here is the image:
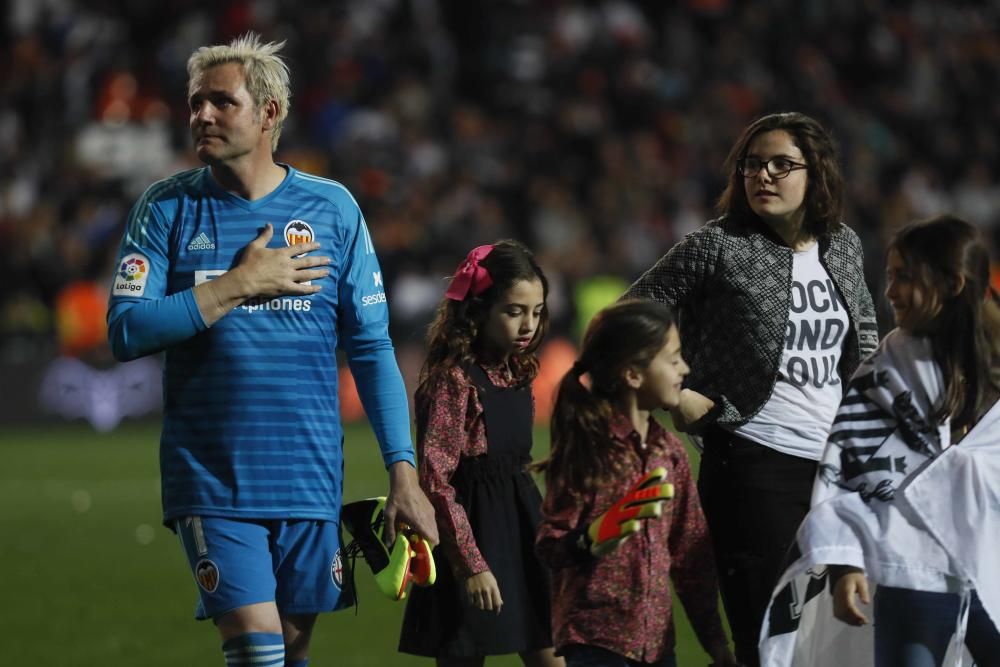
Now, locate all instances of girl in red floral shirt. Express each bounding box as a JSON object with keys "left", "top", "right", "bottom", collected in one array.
[
  {"left": 535, "top": 300, "right": 738, "bottom": 667},
  {"left": 399, "top": 240, "right": 563, "bottom": 667}
]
